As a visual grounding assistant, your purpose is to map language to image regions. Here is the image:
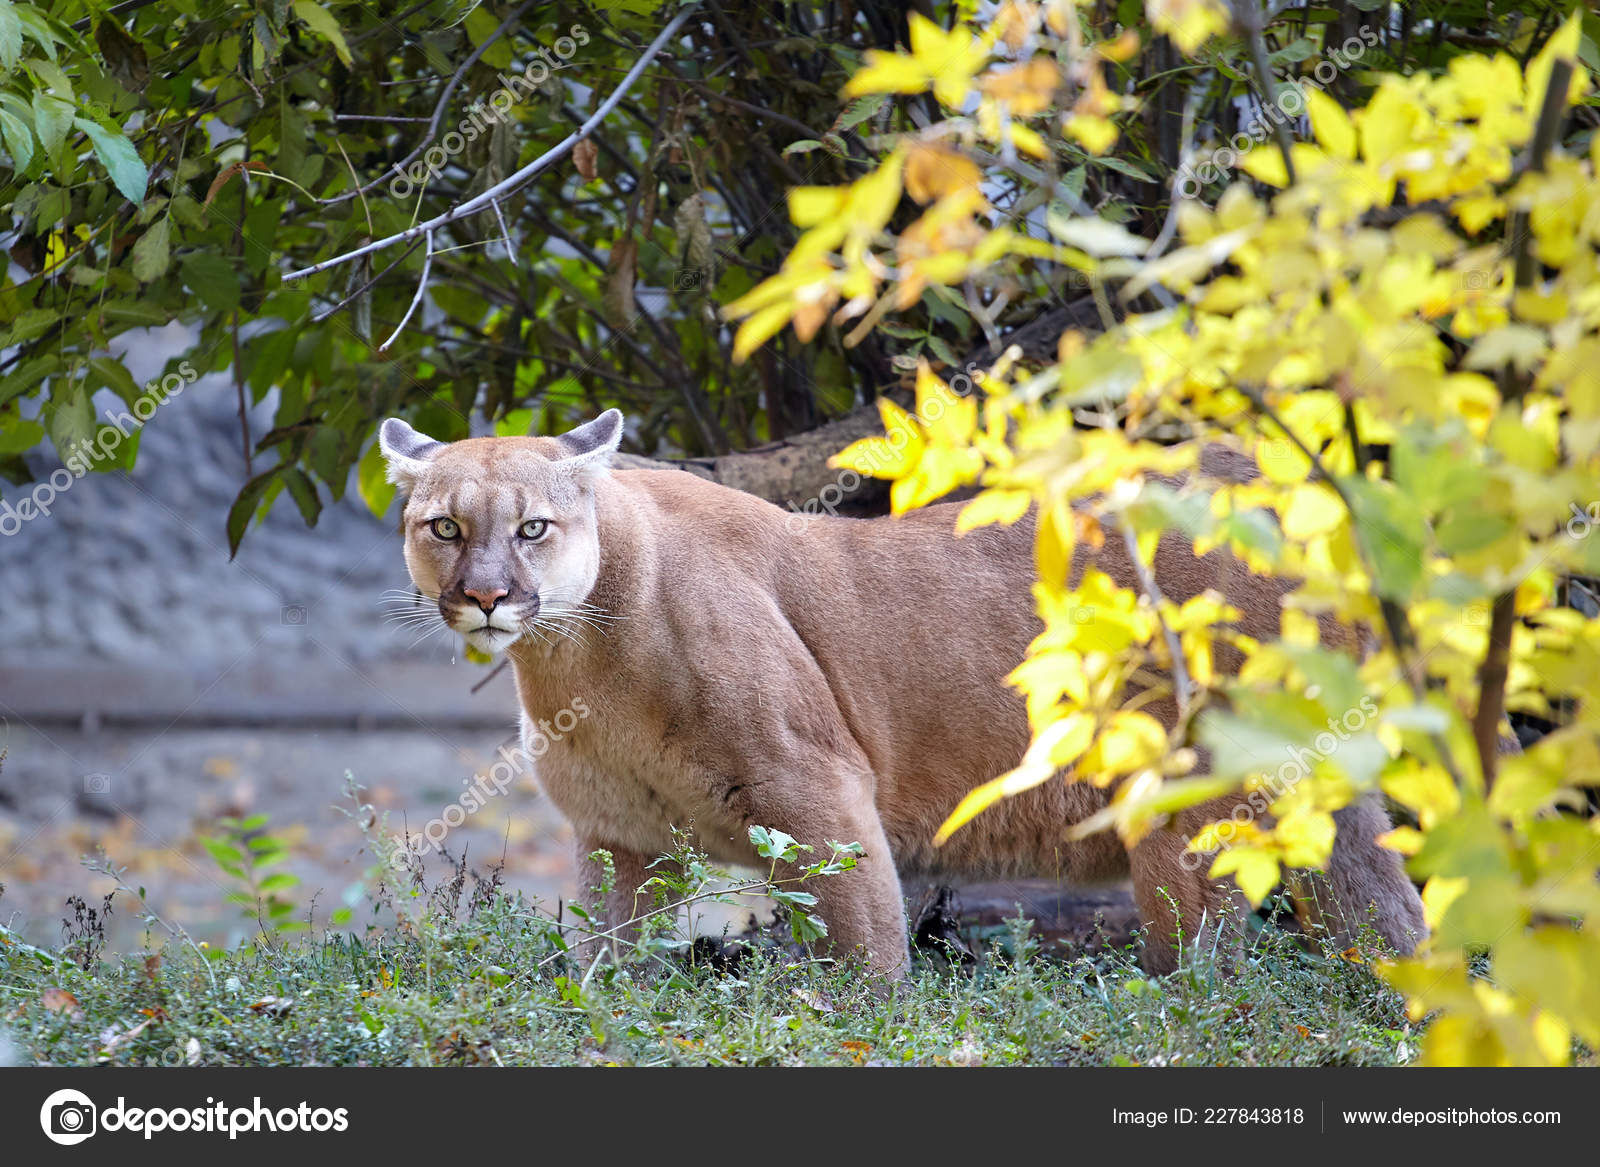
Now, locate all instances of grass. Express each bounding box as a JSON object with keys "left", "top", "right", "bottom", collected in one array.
[
  {"left": 0, "top": 888, "right": 1421, "bottom": 1069},
  {"left": 0, "top": 778, "right": 1420, "bottom": 1068}
]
